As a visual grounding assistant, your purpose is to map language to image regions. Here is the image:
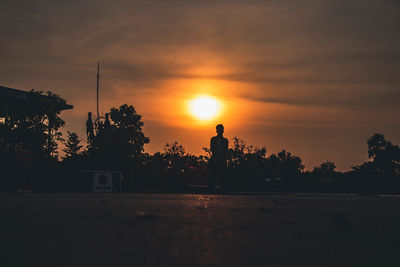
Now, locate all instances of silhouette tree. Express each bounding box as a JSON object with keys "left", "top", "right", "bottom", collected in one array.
[
  {"left": 272, "top": 150, "right": 304, "bottom": 176},
  {"left": 313, "top": 161, "right": 336, "bottom": 176},
  {"left": 162, "top": 142, "right": 187, "bottom": 178},
  {"left": 222, "top": 137, "right": 267, "bottom": 190},
  {"left": 92, "top": 104, "right": 149, "bottom": 167},
  {"left": 266, "top": 150, "right": 304, "bottom": 191},
  {"left": 81, "top": 104, "right": 149, "bottom": 191},
  {"left": 228, "top": 137, "right": 266, "bottom": 168},
  {"left": 137, "top": 142, "right": 202, "bottom": 189},
  {"left": 307, "top": 161, "right": 339, "bottom": 192},
  {"left": 164, "top": 141, "right": 186, "bottom": 158},
  {"left": 228, "top": 137, "right": 246, "bottom": 168},
  {"left": 0, "top": 90, "right": 68, "bottom": 191},
  {"left": 0, "top": 90, "right": 66, "bottom": 159},
  {"left": 108, "top": 104, "right": 149, "bottom": 158},
  {"left": 367, "top": 133, "right": 400, "bottom": 174},
  {"left": 86, "top": 104, "right": 150, "bottom": 192},
  {"left": 63, "top": 131, "right": 83, "bottom": 159},
  {"left": 351, "top": 133, "right": 400, "bottom": 193}
]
